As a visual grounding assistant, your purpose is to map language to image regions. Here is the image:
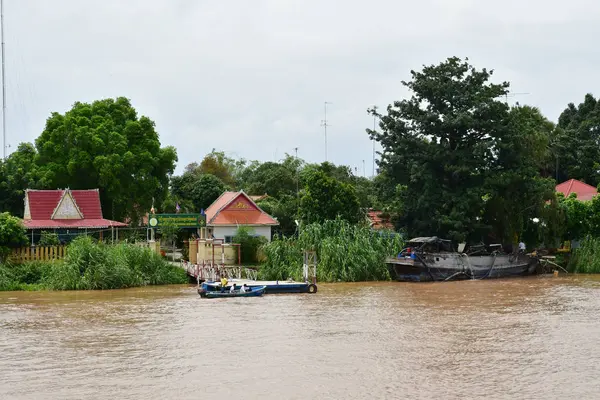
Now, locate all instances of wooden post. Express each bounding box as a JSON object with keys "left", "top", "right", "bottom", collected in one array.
[{"left": 189, "top": 239, "right": 198, "bottom": 264}]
